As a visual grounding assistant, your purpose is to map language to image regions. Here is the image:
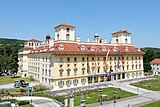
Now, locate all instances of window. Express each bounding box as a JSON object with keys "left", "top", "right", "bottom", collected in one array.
[
  {"left": 139, "top": 56, "right": 141, "bottom": 60},
  {"left": 97, "top": 68, "right": 100, "bottom": 73},
  {"left": 42, "top": 69, "right": 44, "bottom": 75},
  {"left": 127, "top": 65, "right": 129, "bottom": 70},
  {"left": 66, "top": 28, "right": 70, "bottom": 32},
  {"left": 67, "top": 64, "right": 70, "bottom": 67},
  {"left": 46, "top": 57, "right": 47, "bottom": 62},
  {"left": 60, "top": 72, "right": 63, "bottom": 77},
  {"left": 66, "top": 34, "right": 70, "bottom": 40},
  {"left": 67, "top": 70, "right": 70, "bottom": 76},
  {"left": 74, "top": 57, "right": 77, "bottom": 61},
  {"left": 126, "top": 57, "right": 129, "bottom": 60},
  {"left": 125, "top": 39, "right": 128, "bottom": 43},
  {"left": 114, "top": 57, "right": 116, "bottom": 60},
  {"left": 74, "top": 70, "right": 77, "bottom": 75},
  {"left": 74, "top": 64, "right": 76, "bottom": 67},
  {"left": 139, "top": 64, "right": 141, "bottom": 69},
  {"left": 60, "top": 58, "right": 63, "bottom": 63},
  {"left": 60, "top": 65, "right": 63, "bottom": 68},
  {"left": 82, "top": 57, "right": 85, "bottom": 61},
  {"left": 135, "top": 57, "right": 137, "bottom": 60},
  {"left": 103, "top": 57, "right": 106, "bottom": 61},
  {"left": 82, "top": 70, "right": 85, "bottom": 75},
  {"left": 67, "top": 57, "right": 70, "bottom": 62},
  {"left": 45, "top": 69, "right": 47, "bottom": 76},
  {"left": 92, "top": 57, "right": 94, "bottom": 61},
  {"left": 132, "top": 57, "right": 134, "bottom": 60},
  {"left": 116, "top": 39, "right": 119, "bottom": 44},
  {"left": 109, "top": 57, "right": 112, "bottom": 61},
  {"left": 49, "top": 70, "right": 51, "bottom": 77},
  {"left": 97, "top": 57, "right": 100, "bottom": 61},
  {"left": 57, "top": 34, "right": 59, "bottom": 40},
  {"left": 122, "top": 57, "right": 124, "bottom": 60}
]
